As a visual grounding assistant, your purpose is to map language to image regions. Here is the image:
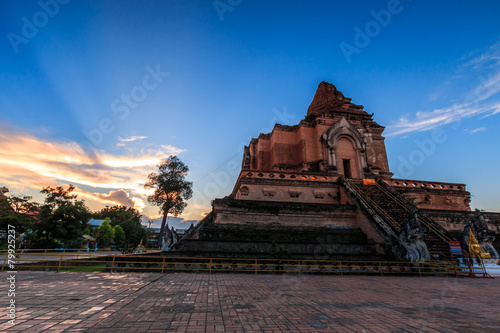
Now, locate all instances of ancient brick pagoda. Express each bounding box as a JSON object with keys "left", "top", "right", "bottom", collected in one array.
[{"left": 179, "top": 82, "right": 499, "bottom": 262}]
